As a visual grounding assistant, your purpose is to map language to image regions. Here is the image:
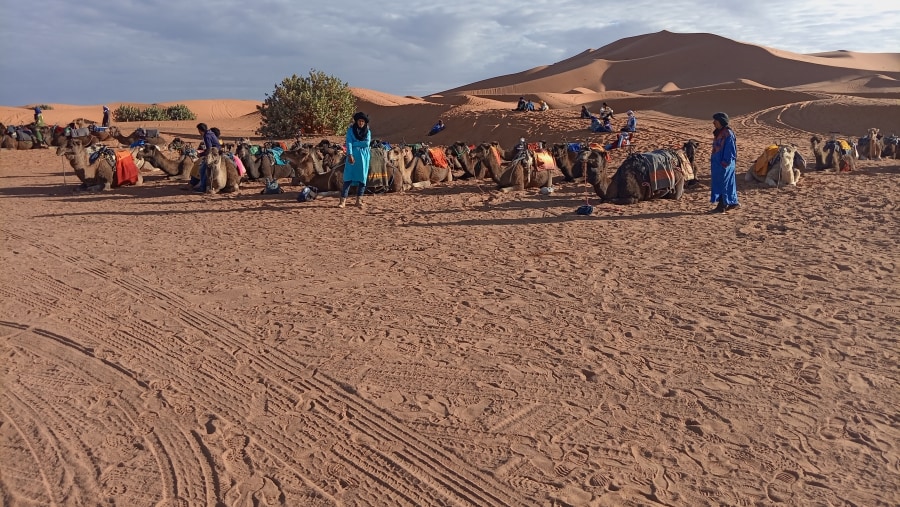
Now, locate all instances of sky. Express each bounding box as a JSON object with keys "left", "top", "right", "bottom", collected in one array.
[{"left": 1, "top": 0, "right": 897, "bottom": 106}]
